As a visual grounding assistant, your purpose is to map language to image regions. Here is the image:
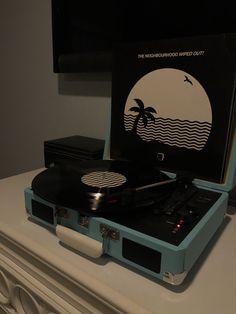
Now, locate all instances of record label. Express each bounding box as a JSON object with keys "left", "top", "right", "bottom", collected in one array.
[{"left": 81, "top": 171, "right": 127, "bottom": 188}]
